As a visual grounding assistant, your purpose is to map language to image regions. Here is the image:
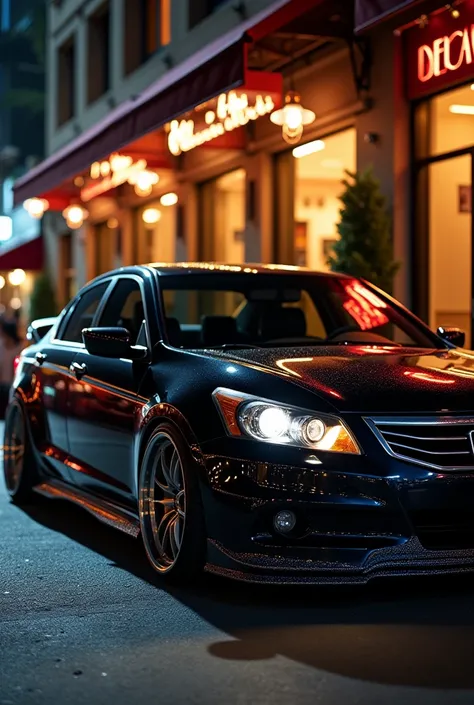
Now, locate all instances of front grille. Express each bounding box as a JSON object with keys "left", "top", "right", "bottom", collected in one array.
[{"left": 366, "top": 416, "right": 474, "bottom": 471}]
